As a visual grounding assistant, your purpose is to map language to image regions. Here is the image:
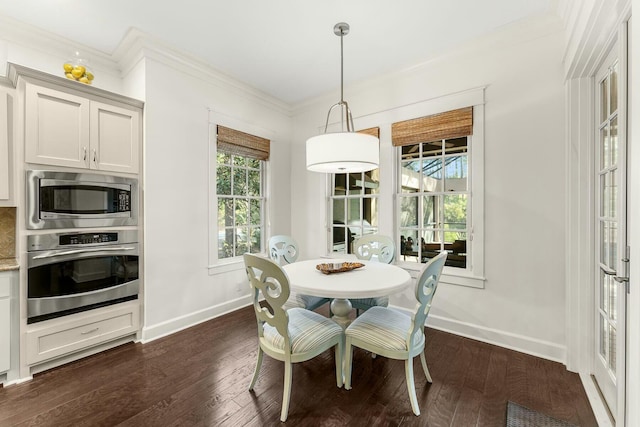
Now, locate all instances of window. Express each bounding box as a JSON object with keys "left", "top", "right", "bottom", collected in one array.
[
  {"left": 215, "top": 125, "right": 269, "bottom": 261},
  {"left": 330, "top": 128, "right": 380, "bottom": 254},
  {"left": 394, "top": 107, "right": 472, "bottom": 270}
]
